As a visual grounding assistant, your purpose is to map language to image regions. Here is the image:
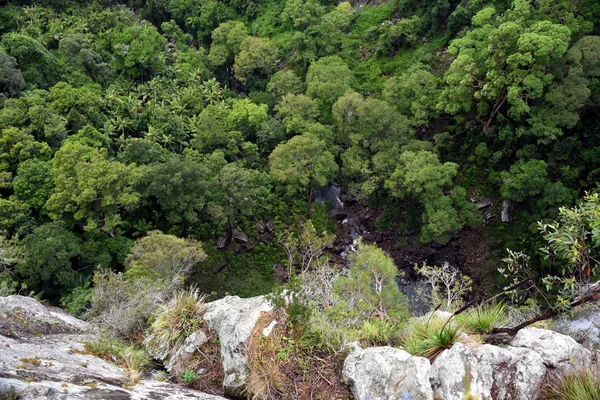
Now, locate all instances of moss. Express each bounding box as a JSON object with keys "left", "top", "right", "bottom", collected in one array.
[{"left": 19, "top": 357, "right": 40, "bottom": 366}]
